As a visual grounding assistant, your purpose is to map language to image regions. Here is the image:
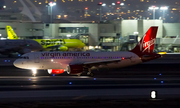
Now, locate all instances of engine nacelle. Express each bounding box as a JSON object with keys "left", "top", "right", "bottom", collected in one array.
[
  {"left": 58, "top": 46, "right": 68, "bottom": 51},
  {"left": 47, "top": 69, "right": 64, "bottom": 74},
  {"left": 18, "top": 48, "right": 31, "bottom": 54},
  {"left": 66, "top": 65, "right": 83, "bottom": 75}
]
